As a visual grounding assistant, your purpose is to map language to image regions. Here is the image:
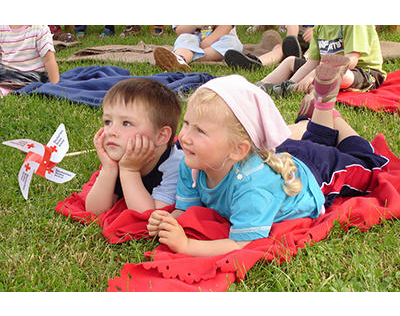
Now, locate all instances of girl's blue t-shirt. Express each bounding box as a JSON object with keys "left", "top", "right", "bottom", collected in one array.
[{"left": 175, "top": 154, "right": 325, "bottom": 241}]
